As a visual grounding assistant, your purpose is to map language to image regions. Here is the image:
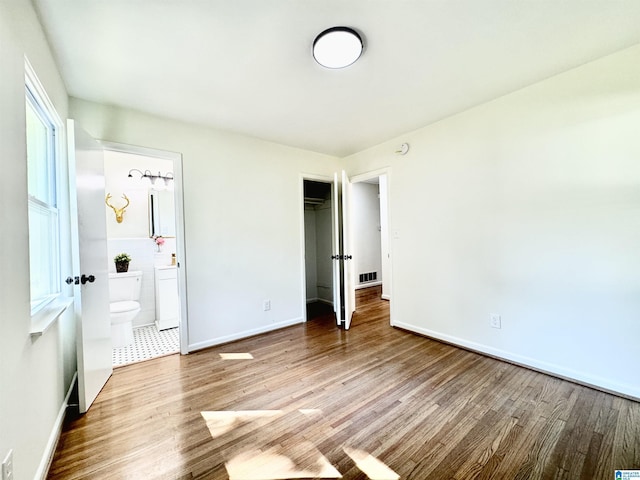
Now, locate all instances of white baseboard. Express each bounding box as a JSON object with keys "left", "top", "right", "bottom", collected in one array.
[
  {"left": 133, "top": 322, "right": 156, "bottom": 329},
  {"left": 36, "top": 372, "right": 77, "bottom": 480},
  {"left": 306, "top": 297, "right": 333, "bottom": 306},
  {"left": 381, "top": 294, "right": 390, "bottom": 301},
  {"left": 356, "top": 281, "right": 382, "bottom": 290},
  {"left": 393, "top": 321, "right": 640, "bottom": 401},
  {"left": 188, "top": 317, "right": 304, "bottom": 352}
]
